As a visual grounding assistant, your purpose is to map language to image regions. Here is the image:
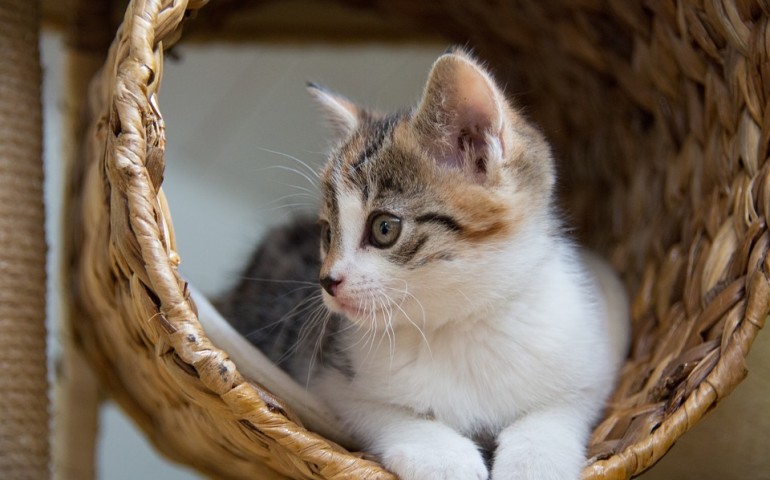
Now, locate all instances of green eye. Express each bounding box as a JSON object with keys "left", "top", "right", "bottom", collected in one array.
[{"left": 369, "top": 213, "right": 402, "bottom": 248}]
